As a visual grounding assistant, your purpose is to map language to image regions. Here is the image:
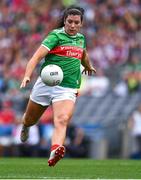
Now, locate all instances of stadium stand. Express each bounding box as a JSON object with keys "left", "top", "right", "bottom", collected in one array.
[
  {"left": 0, "top": 0, "right": 141, "bottom": 158},
  {"left": 72, "top": 91, "right": 141, "bottom": 127},
  {"left": 71, "top": 90, "right": 141, "bottom": 158}
]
